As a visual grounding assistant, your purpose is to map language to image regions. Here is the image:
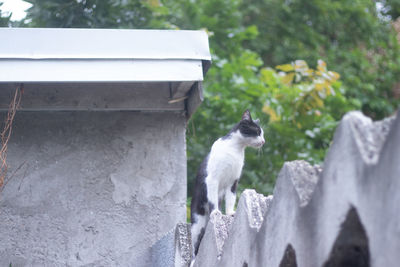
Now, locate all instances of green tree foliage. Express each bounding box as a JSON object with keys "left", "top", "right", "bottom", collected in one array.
[
  {"left": 380, "top": 0, "right": 400, "bottom": 20},
  {"left": 0, "top": 2, "right": 11, "bottom": 26},
  {"left": 241, "top": 0, "right": 400, "bottom": 119},
  {"left": 187, "top": 57, "right": 353, "bottom": 195},
  {"left": 261, "top": 60, "right": 350, "bottom": 183},
  {"left": 24, "top": 0, "right": 169, "bottom": 28},
  {"left": 20, "top": 0, "right": 400, "bottom": 196}
]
